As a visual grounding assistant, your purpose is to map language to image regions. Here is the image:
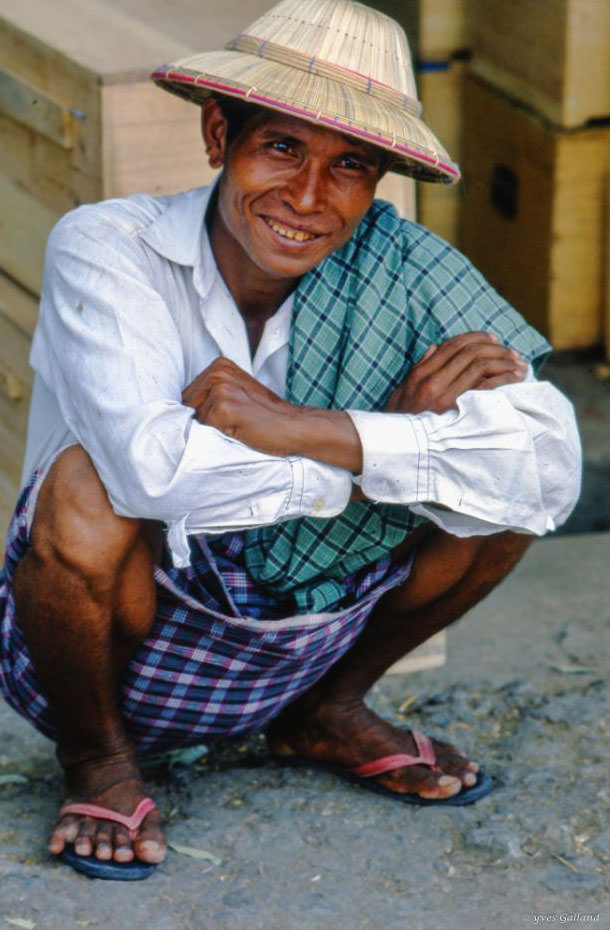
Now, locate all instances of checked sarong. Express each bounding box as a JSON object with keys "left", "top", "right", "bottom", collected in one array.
[{"left": 0, "top": 461, "right": 411, "bottom": 753}]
